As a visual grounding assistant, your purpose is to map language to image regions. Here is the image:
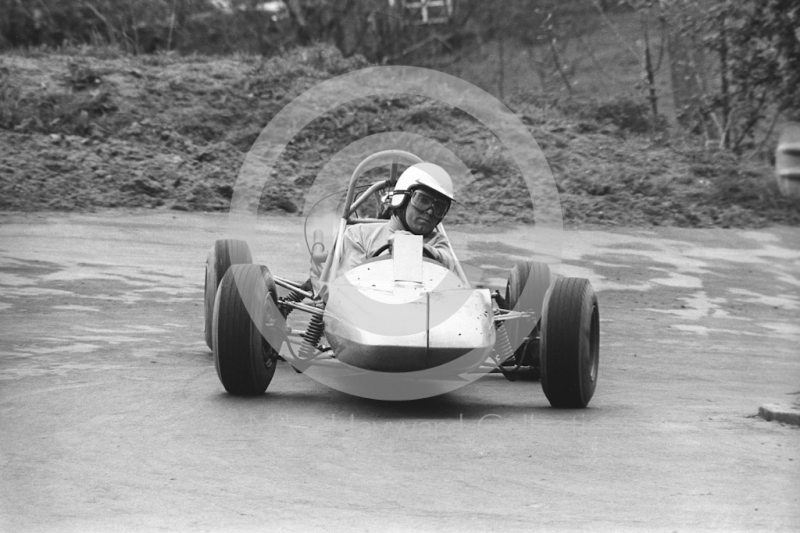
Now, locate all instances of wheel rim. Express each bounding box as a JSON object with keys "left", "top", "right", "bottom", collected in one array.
[
  {"left": 258, "top": 286, "right": 278, "bottom": 374},
  {"left": 262, "top": 336, "right": 275, "bottom": 371}
]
